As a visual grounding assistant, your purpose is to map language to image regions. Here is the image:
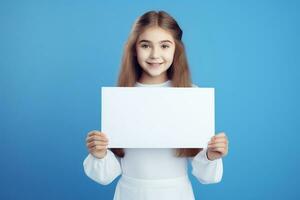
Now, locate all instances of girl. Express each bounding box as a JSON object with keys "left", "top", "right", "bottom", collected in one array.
[{"left": 83, "top": 10, "right": 229, "bottom": 200}]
